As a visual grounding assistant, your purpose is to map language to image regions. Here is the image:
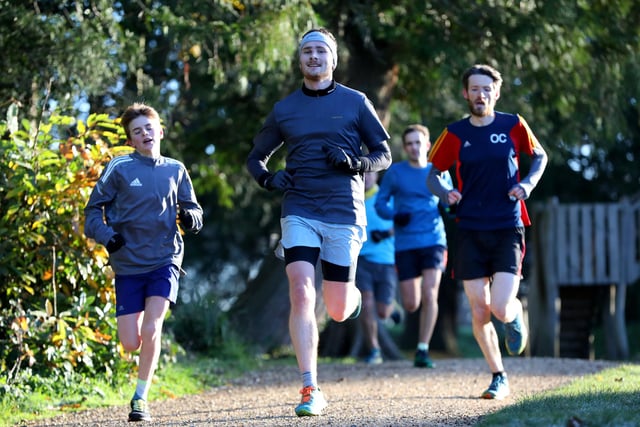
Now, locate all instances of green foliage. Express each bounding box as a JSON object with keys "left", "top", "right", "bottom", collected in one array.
[
  {"left": 0, "top": 103, "right": 134, "bottom": 395},
  {"left": 166, "top": 284, "right": 252, "bottom": 358},
  {"left": 0, "top": 370, "right": 128, "bottom": 426},
  {"left": 0, "top": 1, "right": 141, "bottom": 112}
]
